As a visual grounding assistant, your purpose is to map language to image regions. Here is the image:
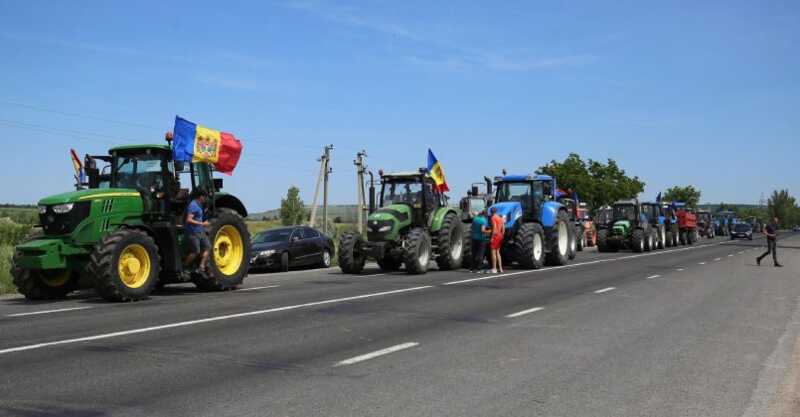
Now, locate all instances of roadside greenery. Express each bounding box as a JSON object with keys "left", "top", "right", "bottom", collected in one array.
[
  {"left": 537, "top": 153, "right": 646, "bottom": 211},
  {"left": 0, "top": 219, "right": 35, "bottom": 295},
  {"left": 664, "top": 185, "right": 702, "bottom": 208},
  {"left": 280, "top": 186, "right": 306, "bottom": 226},
  {"left": 767, "top": 189, "right": 799, "bottom": 228}
]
